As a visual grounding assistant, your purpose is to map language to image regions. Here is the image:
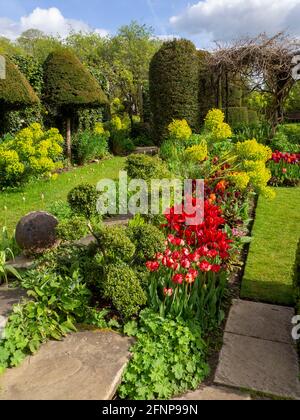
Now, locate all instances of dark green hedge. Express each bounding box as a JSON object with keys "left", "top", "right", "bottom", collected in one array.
[
  {"left": 0, "top": 56, "right": 39, "bottom": 111},
  {"left": 247, "top": 109, "right": 259, "bottom": 126},
  {"left": 149, "top": 39, "right": 199, "bottom": 144},
  {"left": 226, "top": 106, "right": 249, "bottom": 127},
  {"left": 43, "top": 49, "right": 108, "bottom": 111}
]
